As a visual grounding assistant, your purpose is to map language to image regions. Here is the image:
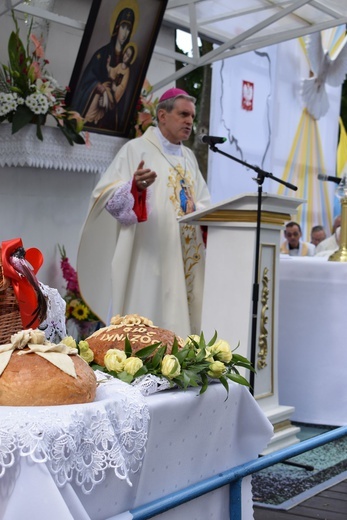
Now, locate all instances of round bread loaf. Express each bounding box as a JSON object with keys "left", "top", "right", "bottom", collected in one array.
[
  {"left": 0, "top": 349, "right": 97, "bottom": 406},
  {"left": 86, "top": 314, "right": 182, "bottom": 366}
]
